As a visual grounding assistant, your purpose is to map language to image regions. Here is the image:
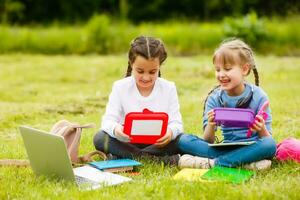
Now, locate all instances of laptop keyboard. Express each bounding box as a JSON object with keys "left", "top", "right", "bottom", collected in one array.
[{"left": 75, "top": 175, "right": 100, "bottom": 186}]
